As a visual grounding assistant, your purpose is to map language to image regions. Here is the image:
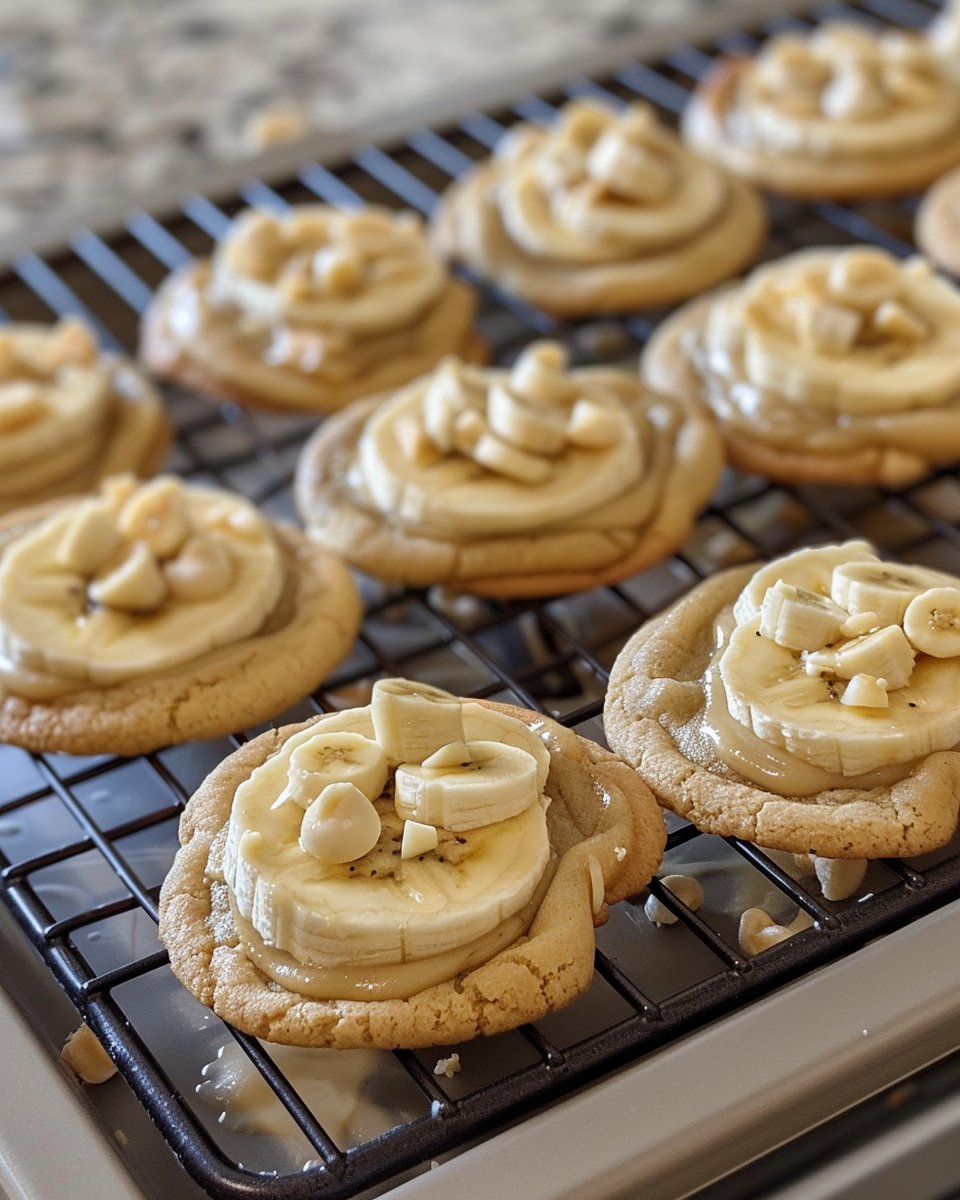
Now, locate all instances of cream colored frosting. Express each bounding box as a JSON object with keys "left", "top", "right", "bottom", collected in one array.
[
  {"left": 694, "top": 248, "right": 960, "bottom": 468},
  {"left": 0, "top": 475, "right": 282, "bottom": 697},
  {"left": 733, "top": 24, "right": 960, "bottom": 160},
  {"left": 218, "top": 696, "right": 554, "bottom": 998},
  {"left": 495, "top": 99, "right": 737, "bottom": 265},
  {"left": 347, "top": 341, "right": 677, "bottom": 541},
  {"left": 0, "top": 319, "right": 160, "bottom": 505}
]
